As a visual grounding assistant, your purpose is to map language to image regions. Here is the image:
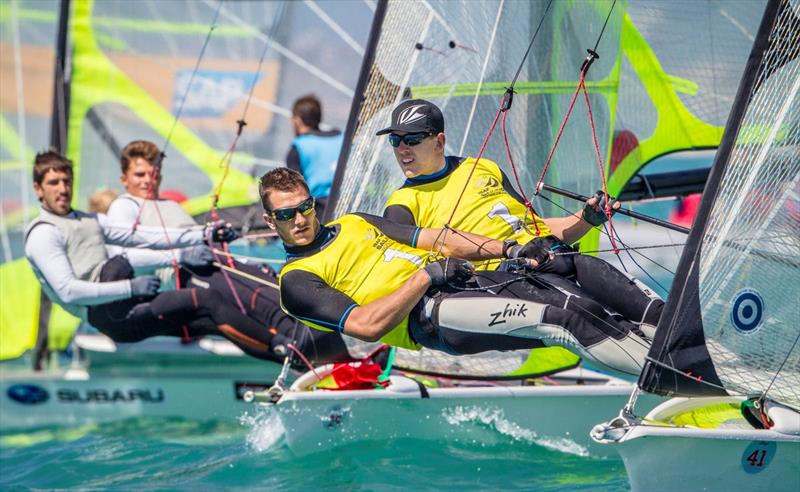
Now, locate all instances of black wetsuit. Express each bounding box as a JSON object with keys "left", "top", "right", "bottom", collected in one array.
[
  {"left": 383, "top": 155, "right": 664, "bottom": 331},
  {"left": 89, "top": 255, "right": 350, "bottom": 365}
]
